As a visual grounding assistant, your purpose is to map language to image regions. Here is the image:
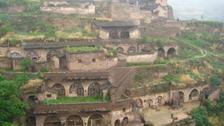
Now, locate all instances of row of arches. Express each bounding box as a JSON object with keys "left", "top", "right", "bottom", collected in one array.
[
  {"left": 51, "top": 82, "right": 103, "bottom": 97},
  {"left": 158, "top": 47, "right": 176, "bottom": 57},
  {"left": 178, "top": 89, "right": 200, "bottom": 103},
  {"left": 135, "top": 96, "right": 165, "bottom": 108},
  {"left": 109, "top": 31, "right": 130, "bottom": 39},
  {"left": 134, "top": 88, "right": 207, "bottom": 109},
  {"left": 115, "top": 117, "right": 129, "bottom": 126},
  {"left": 116, "top": 46, "right": 177, "bottom": 56},
  {"left": 44, "top": 114, "right": 104, "bottom": 126}
]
